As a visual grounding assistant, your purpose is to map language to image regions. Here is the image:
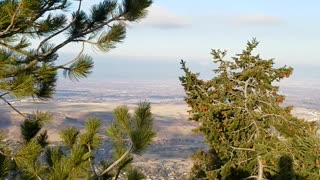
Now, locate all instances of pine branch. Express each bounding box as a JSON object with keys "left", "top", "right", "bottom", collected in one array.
[
  {"left": 0, "top": 96, "right": 26, "bottom": 119},
  {"left": 58, "top": 42, "right": 85, "bottom": 68},
  {"left": 62, "top": 55, "right": 93, "bottom": 80},
  {"left": 232, "top": 122, "right": 254, "bottom": 134},
  {"left": 0, "top": 92, "right": 9, "bottom": 98},
  {"left": 0, "top": 1, "right": 66, "bottom": 38},
  {"left": 0, "top": 149, "right": 10, "bottom": 158},
  {"left": 0, "top": 42, "right": 32, "bottom": 57},
  {"left": 257, "top": 156, "right": 265, "bottom": 180},
  {"left": 194, "top": 85, "right": 209, "bottom": 97},
  {"left": 115, "top": 168, "right": 121, "bottom": 180},
  {"left": 35, "top": 173, "right": 42, "bottom": 180},
  {"left": 243, "top": 77, "right": 260, "bottom": 137},
  {"left": 24, "top": 13, "right": 124, "bottom": 70},
  {"left": 48, "top": 14, "right": 124, "bottom": 54},
  {"left": 99, "top": 143, "right": 133, "bottom": 177},
  {"left": 23, "top": 1, "right": 152, "bottom": 71},
  {"left": 36, "top": 0, "right": 83, "bottom": 54},
  {"left": 0, "top": 2, "right": 22, "bottom": 35},
  {"left": 229, "top": 146, "right": 255, "bottom": 152},
  {"left": 86, "top": 143, "right": 97, "bottom": 177}
]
